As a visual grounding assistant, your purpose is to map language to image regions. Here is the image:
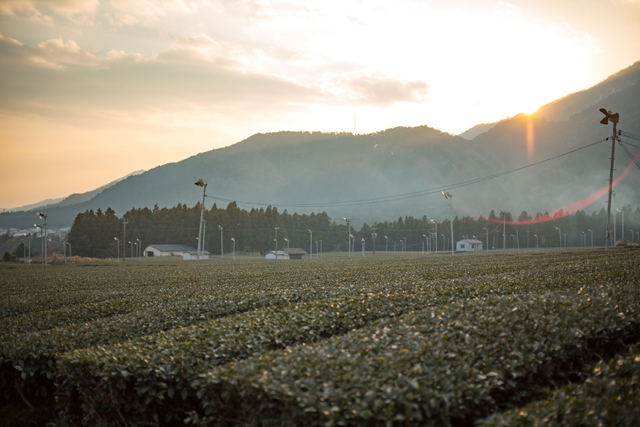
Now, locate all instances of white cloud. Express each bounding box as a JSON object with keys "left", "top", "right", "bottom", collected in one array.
[
  {"left": 0, "top": 0, "right": 99, "bottom": 21},
  {"left": 340, "top": 73, "right": 430, "bottom": 106},
  {"left": 0, "top": 0, "right": 38, "bottom": 16}
]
